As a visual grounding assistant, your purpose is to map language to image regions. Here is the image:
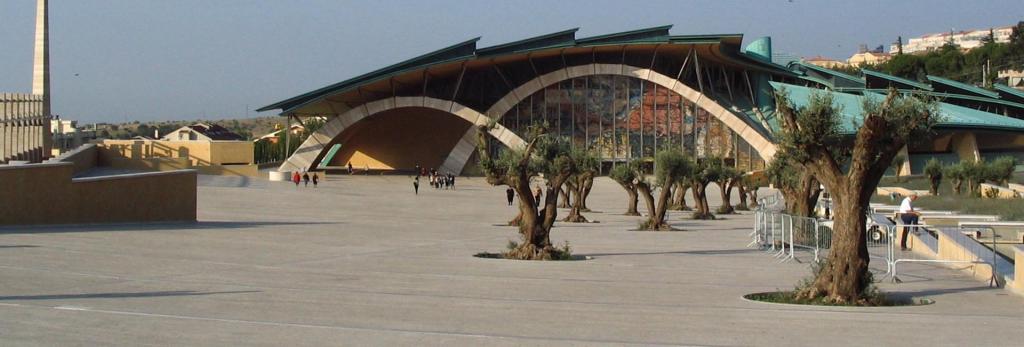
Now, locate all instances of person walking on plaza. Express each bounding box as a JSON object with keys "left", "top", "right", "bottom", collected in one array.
[
  {"left": 302, "top": 172, "right": 310, "bottom": 187},
  {"left": 898, "top": 193, "right": 921, "bottom": 251},
  {"left": 347, "top": 163, "right": 353, "bottom": 175},
  {"left": 534, "top": 185, "right": 543, "bottom": 208},
  {"left": 292, "top": 171, "right": 301, "bottom": 187},
  {"left": 449, "top": 173, "right": 456, "bottom": 190},
  {"left": 413, "top": 176, "right": 420, "bottom": 195},
  {"left": 415, "top": 164, "right": 421, "bottom": 177},
  {"left": 312, "top": 173, "right": 319, "bottom": 187},
  {"left": 506, "top": 187, "right": 515, "bottom": 206}
]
